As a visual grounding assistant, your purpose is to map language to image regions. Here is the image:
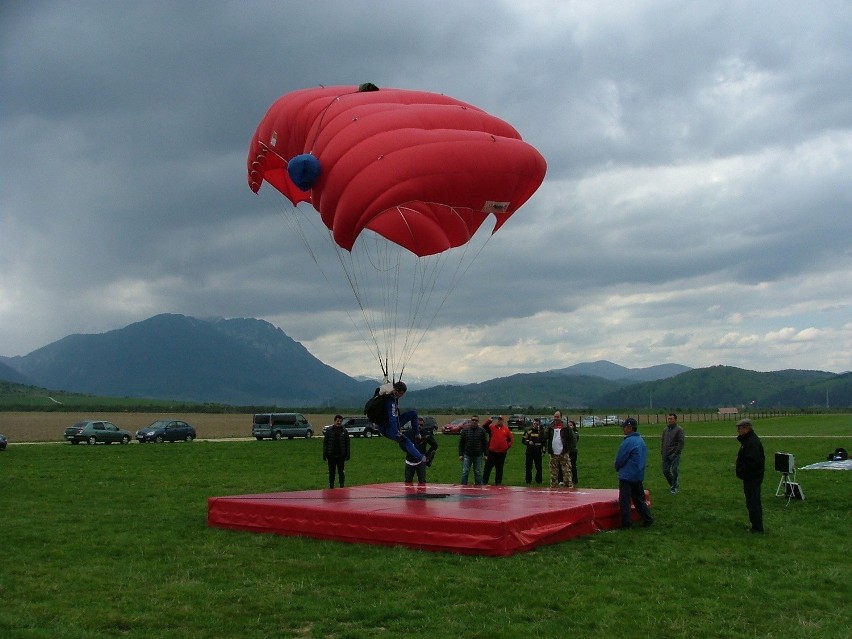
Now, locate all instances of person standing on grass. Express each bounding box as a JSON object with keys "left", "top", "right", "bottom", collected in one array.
[
  {"left": 661, "top": 413, "right": 685, "bottom": 494},
  {"left": 735, "top": 418, "right": 765, "bottom": 533},
  {"left": 556, "top": 419, "right": 579, "bottom": 486},
  {"left": 482, "top": 415, "right": 514, "bottom": 485},
  {"left": 458, "top": 416, "right": 488, "bottom": 485},
  {"left": 402, "top": 417, "right": 439, "bottom": 485},
  {"left": 614, "top": 417, "right": 654, "bottom": 528},
  {"left": 566, "top": 419, "right": 579, "bottom": 486},
  {"left": 323, "top": 415, "right": 351, "bottom": 489},
  {"left": 545, "top": 412, "right": 574, "bottom": 488},
  {"left": 522, "top": 417, "right": 545, "bottom": 484}
]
